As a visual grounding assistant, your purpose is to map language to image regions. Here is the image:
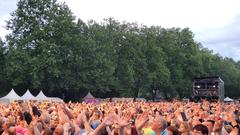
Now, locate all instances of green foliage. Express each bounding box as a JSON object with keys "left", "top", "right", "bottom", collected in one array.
[
  {"left": 1, "top": 0, "right": 240, "bottom": 100},
  {"left": 0, "top": 38, "right": 7, "bottom": 96},
  {"left": 5, "top": 0, "right": 76, "bottom": 92}
]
